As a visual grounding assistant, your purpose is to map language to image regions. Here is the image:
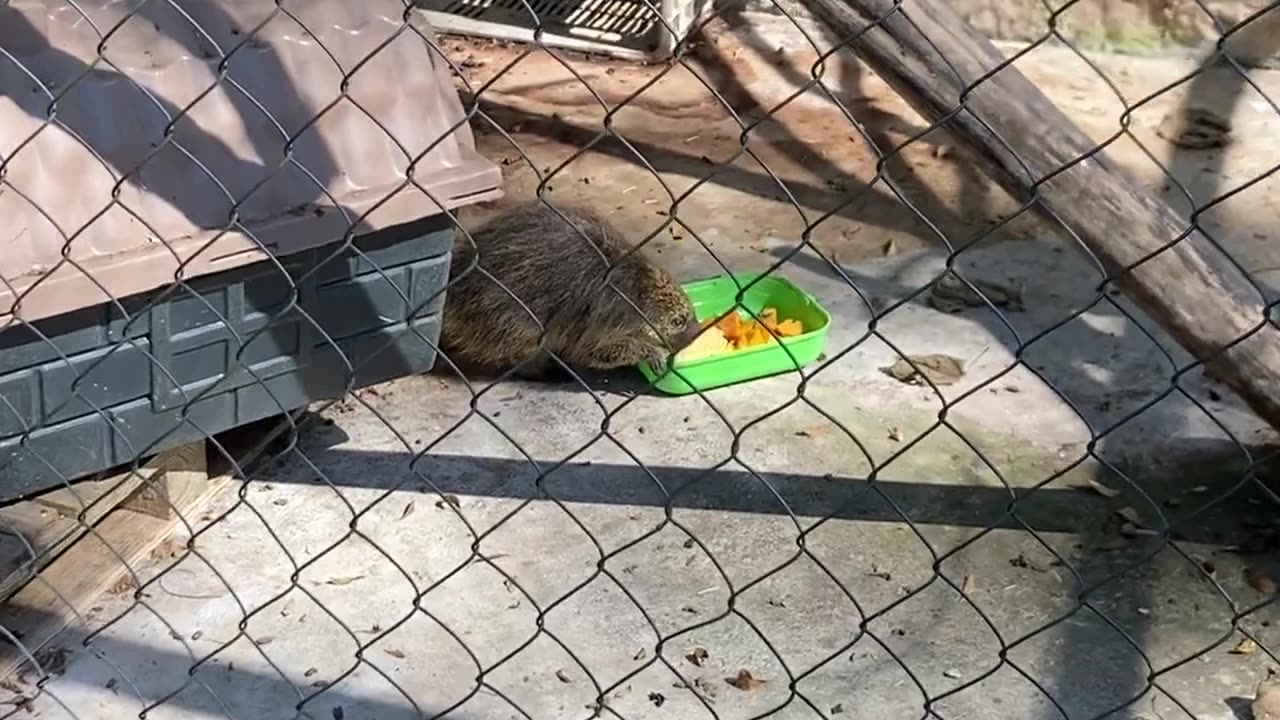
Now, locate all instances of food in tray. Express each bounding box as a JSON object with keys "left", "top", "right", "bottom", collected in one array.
[
  {"left": 674, "top": 307, "right": 804, "bottom": 363},
  {"left": 674, "top": 325, "right": 733, "bottom": 362}
]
